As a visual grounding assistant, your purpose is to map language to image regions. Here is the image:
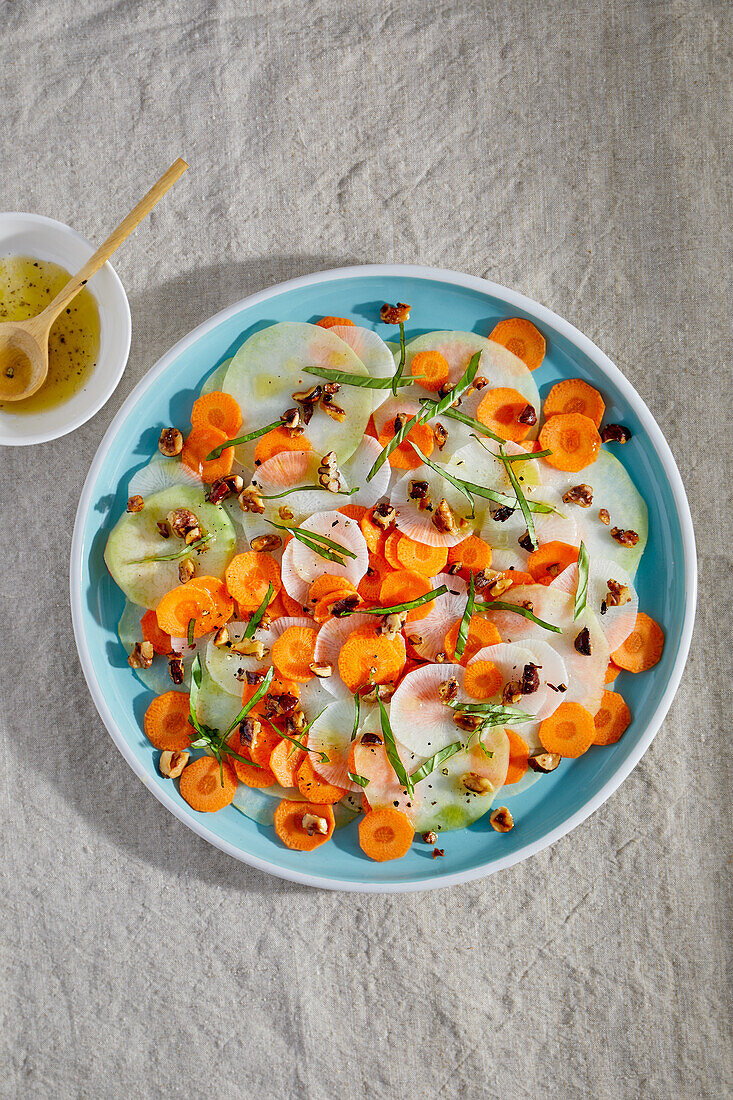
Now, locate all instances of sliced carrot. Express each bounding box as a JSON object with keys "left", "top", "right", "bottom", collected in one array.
[
  {"left": 505, "top": 729, "right": 530, "bottom": 784},
  {"left": 296, "top": 755, "right": 348, "bottom": 804},
  {"left": 501, "top": 569, "right": 536, "bottom": 588},
  {"left": 443, "top": 615, "right": 502, "bottom": 664},
  {"left": 604, "top": 660, "right": 623, "bottom": 684},
  {"left": 241, "top": 676, "right": 300, "bottom": 711},
  {"left": 361, "top": 510, "right": 389, "bottom": 556},
  {"left": 265, "top": 592, "right": 288, "bottom": 620},
  {"left": 190, "top": 391, "right": 242, "bottom": 436},
  {"left": 593, "top": 690, "right": 632, "bottom": 745},
  {"left": 359, "top": 808, "right": 414, "bottom": 861},
  {"left": 269, "top": 741, "right": 305, "bottom": 788},
  {"left": 611, "top": 612, "right": 664, "bottom": 672},
  {"left": 383, "top": 531, "right": 403, "bottom": 569},
  {"left": 543, "top": 379, "right": 605, "bottom": 428},
  {"left": 338, "top": 503, "right": 368, "bottom": 523},
  {"left": 307, "top": 574, "right": 357, "bottom": 606},
  {"left": 274, "top": 799, "right": 335, "bottom": 850},
  {"left": 226, "top": 731, "right": 277, "bottom": 787},
  {"left": 365, "top": 414, "right": 378, "bottom": 439},
  {"left": 178, "top": 755, "right": 237, "bottom": 812},
  {"left": 144, "top": 691, "right": 192, "bottom": 751},
  {"left": 539, "top": 701, "right": 595, "bottom": 758},
  {"left": 181, "top": 426, "right": 233, "bottom": 483},
  {"left": 526, "top": 541, "right": 580, "bottom": 585},
  {"left": 477, "top": 387, "right": 536, "bottom": 443},
  {"left": 279, "top": 588, "right": 307, "bottom": 617},
  {"left": 463, "top": 660, "right": 503, "bottom": 700},
  {"left": 377, "top": 415, "right": 435, "bottom": 470},
  {"left": 396, "top": 536, "right": 448, "bottom": 577},
  {"left": 248, "top": 722, "right": 283, "bottom": 768},
  {"left": 224, "top": 551, "right": 281, "bottom": 611},
  {"left": 538, "top": 413, "right": 601, "bottom": 472},
  {"left": 338, "top": 631, "right": 406, "bottom": 693},
  {"left": 446, "top": 535, "right": 492, "bottom": 574},
  {"left": 489, "top": 317, "right": 546, "bottom": 371},
  {"left": 271, "top": 625, "right": 318, "bottom": 682},
  {"left": 141, "top": 609, "right": 173, "bottom": 655},
  {"left": 315, "top": 316, "right": 354, "bottom": 329},
  {"left": 254, "top": 426, "right": 312, "bottom": 465},
  {"left": 185, "top": 576, "right": 234, "bottom": 630},
  {"left": 410, "top": 349, "right": 449, "bottom": 393},
  {"left": 313, "top": 588, "right": 361, "bottom": 624},
  {"left": 379, "top": 569, "right": 433, "bottom": 622},
  {"left": 358, "top": 554, "right": 390, "bottom": 603},
  {"left": 156, "top": 583, "right": 217, "bottom": 639}
]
